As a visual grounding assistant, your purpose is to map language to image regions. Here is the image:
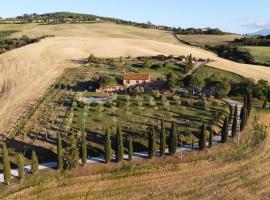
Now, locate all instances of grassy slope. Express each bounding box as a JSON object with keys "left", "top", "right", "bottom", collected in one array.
[
  {"left": 241, "top": 46, "right": 270, "bottom": 65},
  {"left": 0, "top": 23, "right": 178, "bottom": 44},
  {"left": 2, "top": 110, "right": 270, "bottom": 200},
  {"left": 176, "top": 34, "right": 242, "bottom": 47},
  {"left": 1, "top": 22, "right": 270, "bottom": 138},
  {"left": 194, "top": 65, "right": 248, "bottom": 83}
]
